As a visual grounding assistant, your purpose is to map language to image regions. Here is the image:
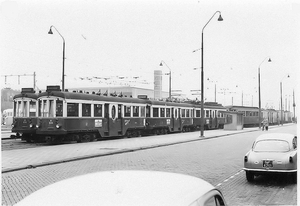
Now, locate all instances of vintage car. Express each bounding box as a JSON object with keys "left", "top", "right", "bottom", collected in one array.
[
  {"left": 16, "top": 170, "right": 227, "bottom": 206},
  {"left": 244, "top": 133, "right": 297, "bottom": 182}
]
